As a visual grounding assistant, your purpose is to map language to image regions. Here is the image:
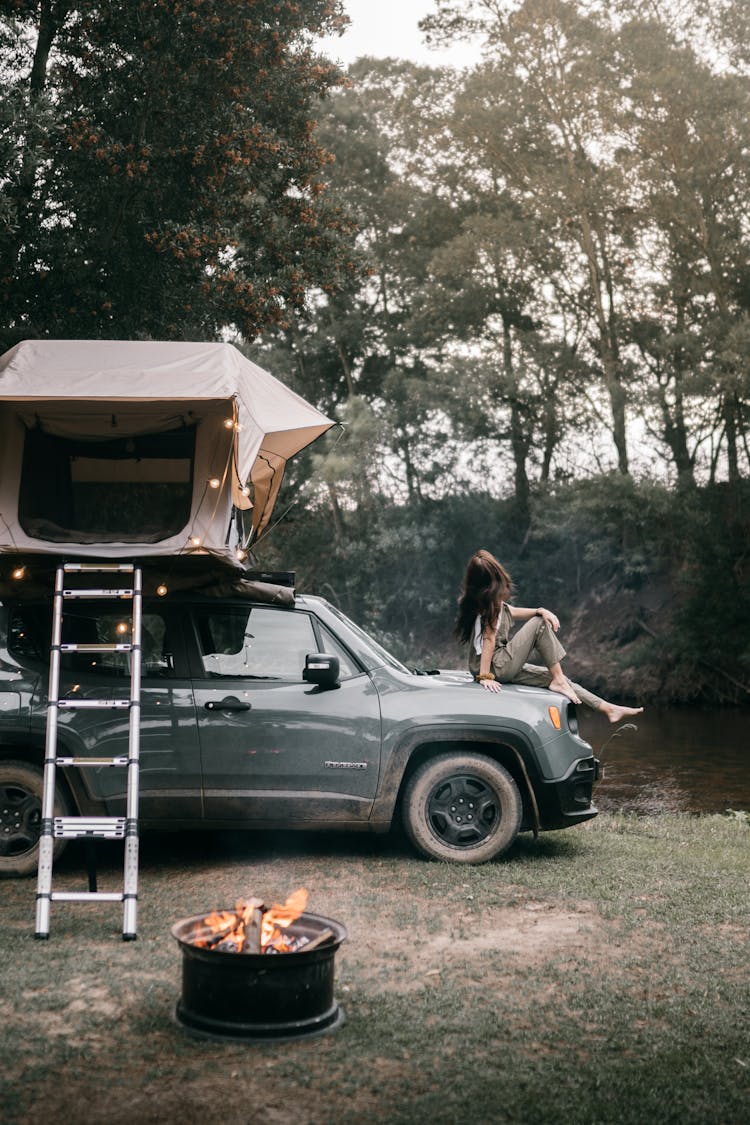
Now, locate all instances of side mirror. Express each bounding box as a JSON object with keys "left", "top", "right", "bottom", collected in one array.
[{"left": 303, "top": 653, "right": 340, "bottom": 689}]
